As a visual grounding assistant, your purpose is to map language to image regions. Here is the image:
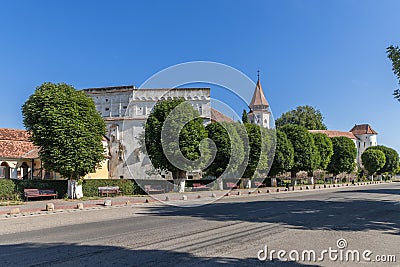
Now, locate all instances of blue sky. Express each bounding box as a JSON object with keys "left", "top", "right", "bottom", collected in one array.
[{"left": 1, "top": 0, "right": 400, "bottom": 152}]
